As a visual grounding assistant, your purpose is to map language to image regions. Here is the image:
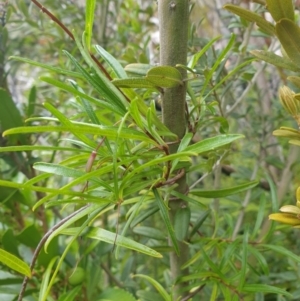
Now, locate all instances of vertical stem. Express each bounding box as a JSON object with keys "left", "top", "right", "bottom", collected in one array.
[{"left": 158, "top": 1, "right": 189, "bottom": 299}]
